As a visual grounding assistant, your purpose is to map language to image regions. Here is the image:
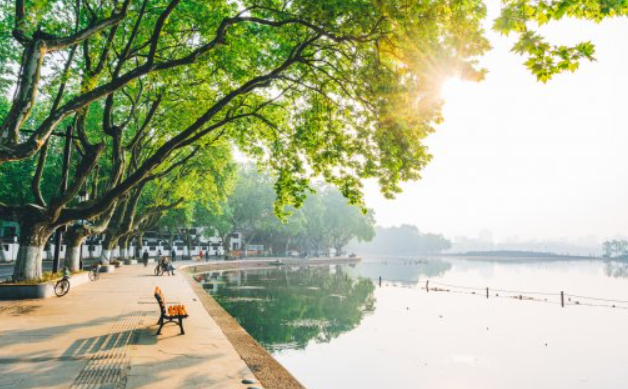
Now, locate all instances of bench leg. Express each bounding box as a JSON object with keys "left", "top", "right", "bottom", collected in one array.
[
  {"left": 178, "top": 317, "right": 185, "bottom": 335},
  {"left": 155, "top": 314, "right": 166, "bottom": 335}
]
